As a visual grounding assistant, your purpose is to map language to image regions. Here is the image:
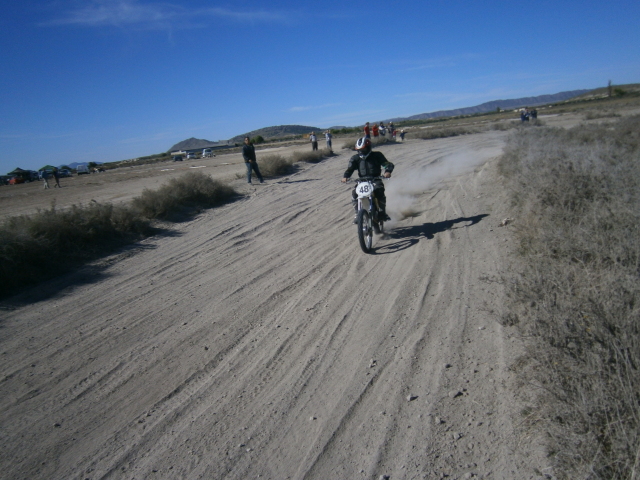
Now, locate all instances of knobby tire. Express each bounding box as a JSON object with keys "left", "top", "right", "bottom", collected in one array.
[{"left": 357, "top": 209, "right": 373, "bottom": 253}]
